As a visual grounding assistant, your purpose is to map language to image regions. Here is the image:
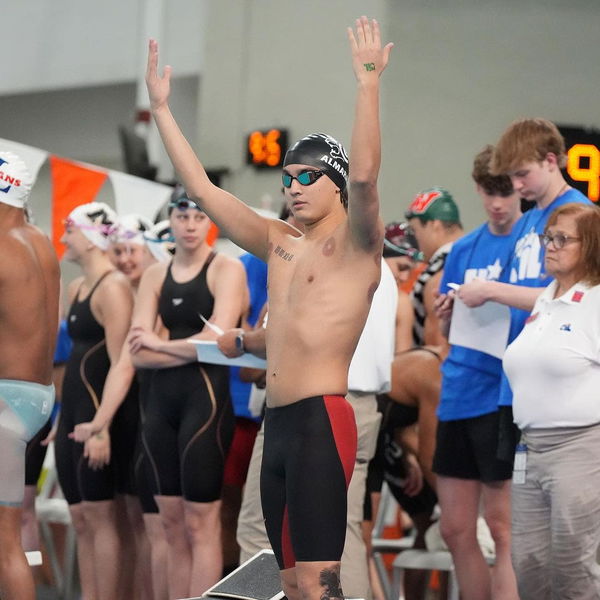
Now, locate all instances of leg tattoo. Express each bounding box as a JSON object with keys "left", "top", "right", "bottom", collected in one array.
[{"left": 319, "top": 567, "right": 343, "bottom": 600}]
